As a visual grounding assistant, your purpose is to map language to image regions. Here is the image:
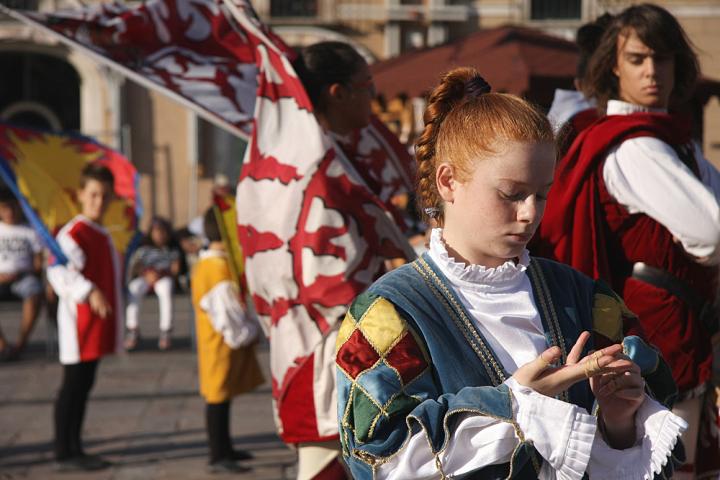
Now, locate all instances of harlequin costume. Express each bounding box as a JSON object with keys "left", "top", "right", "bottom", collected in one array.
[
  {"left": 335, "top": 230, "right": 685, "bottom": 479},
  {"left": 537, "top": 100, "right": 720, "bottom": 477}
]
